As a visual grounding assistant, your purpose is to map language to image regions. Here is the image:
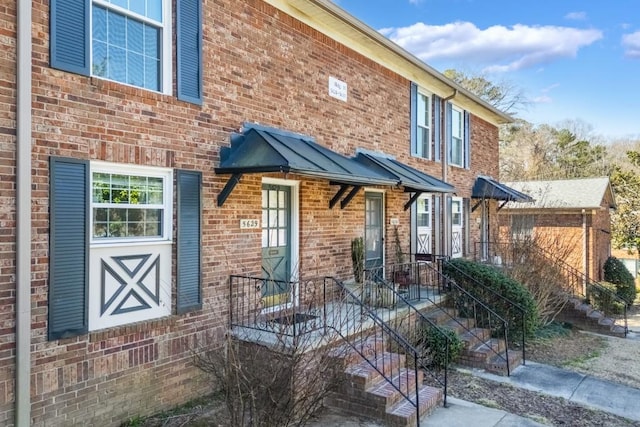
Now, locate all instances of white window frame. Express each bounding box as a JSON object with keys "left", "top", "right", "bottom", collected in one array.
[
  {"left": 90, "top": 161, "right": 173, "bottom": 246},
  {"left": 90, "top": 0, "right": 172, "bottom": 94},
  {"left": 450, "top": 105, "right": 464, "bottom": 167},
  {"left": 416, "top": 91, "right": 431, "bottom": 159}
]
